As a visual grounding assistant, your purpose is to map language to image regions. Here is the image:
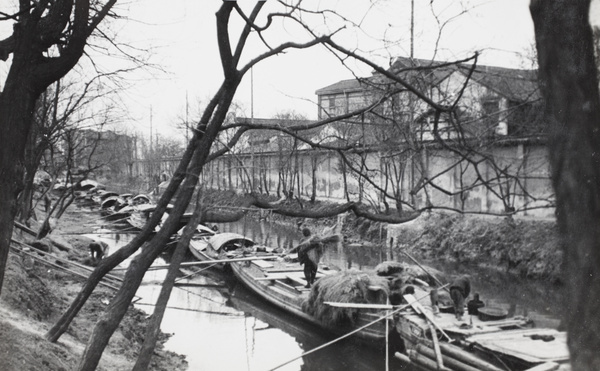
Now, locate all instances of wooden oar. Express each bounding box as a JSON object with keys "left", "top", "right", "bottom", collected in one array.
[{"left": 428, "top": 320, "right": 445, "bottom": 369}]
